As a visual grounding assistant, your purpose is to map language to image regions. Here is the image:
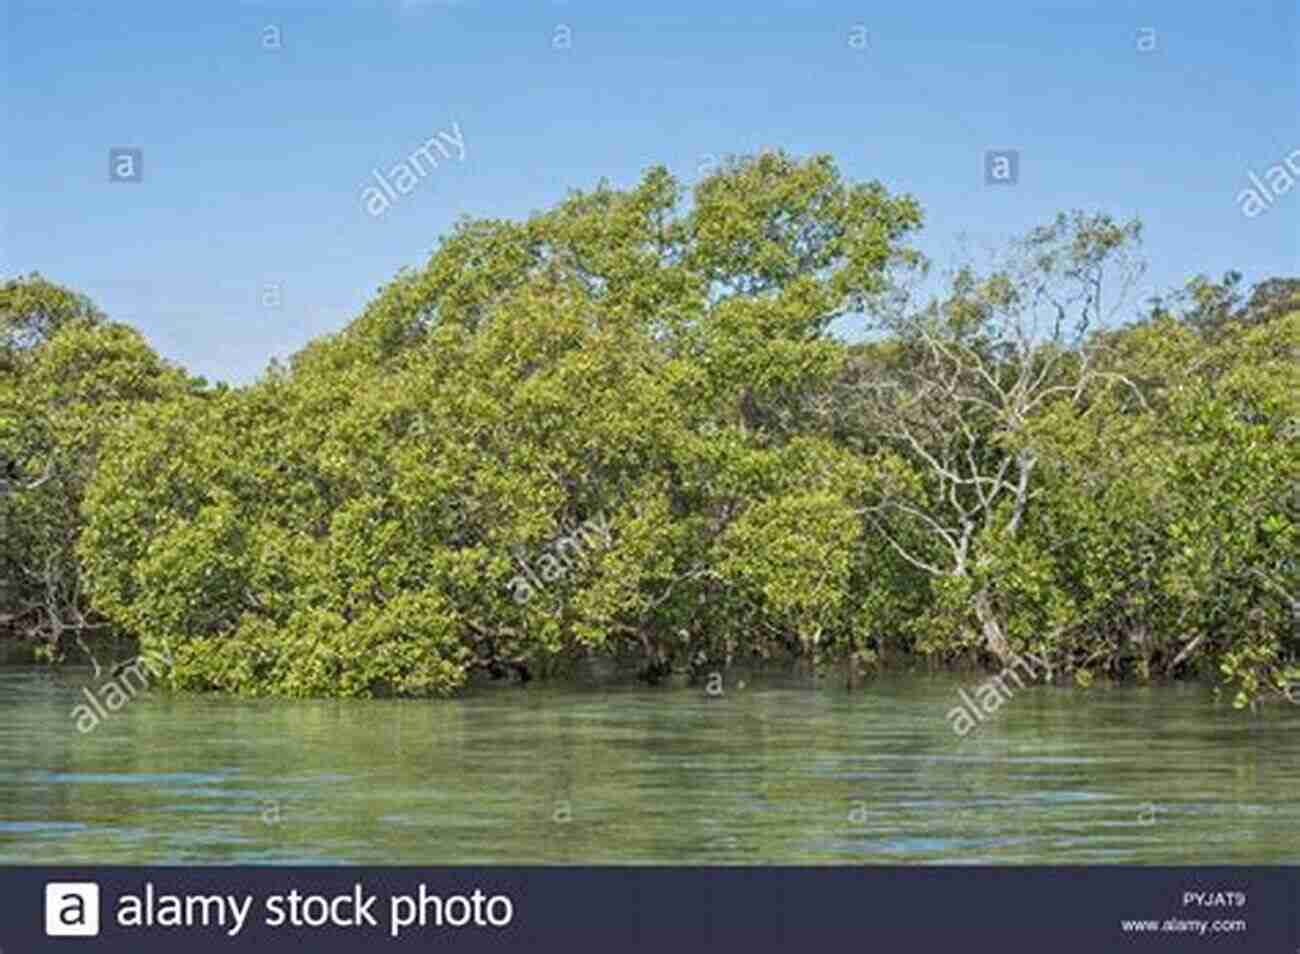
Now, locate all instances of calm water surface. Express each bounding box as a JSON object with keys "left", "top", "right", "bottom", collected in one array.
[{"left": 1, "top": 666, "right": 1296, "bottom": 864}]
